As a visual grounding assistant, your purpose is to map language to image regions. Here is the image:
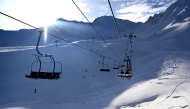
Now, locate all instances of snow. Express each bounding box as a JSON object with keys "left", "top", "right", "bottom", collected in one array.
[{"left": 0, "top": 0, "right": 190, "bottom": 109}]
